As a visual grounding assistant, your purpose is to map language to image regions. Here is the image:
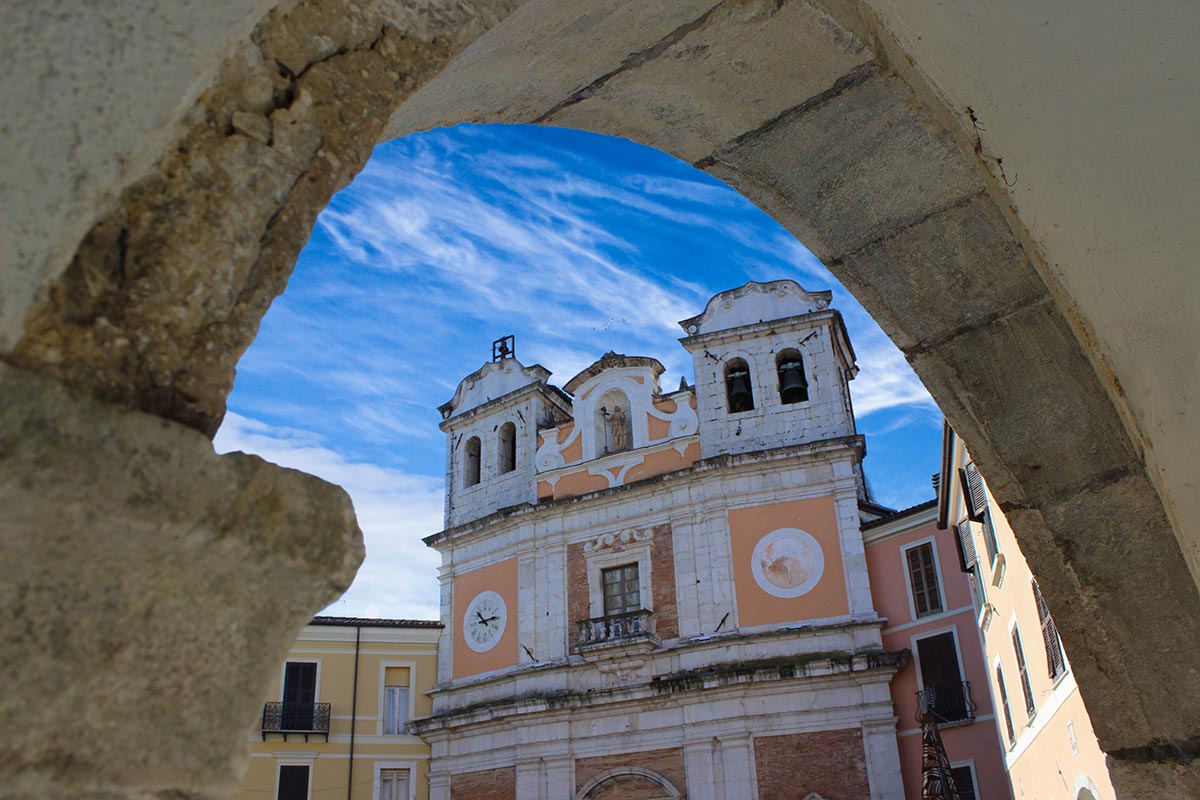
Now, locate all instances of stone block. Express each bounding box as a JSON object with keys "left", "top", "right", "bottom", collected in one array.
[
  {"left": 833, "top": 194, "right": 1047, "bottom": 352},
  {"left": 908, "top": 299, "right": 1137, "bottom": 508},
  {"left": 0, "top": 364, "right": 363, "bottom": 798},
  {"left": 547, "top": 0, "right": 872, "bottom": 163},
  {"left": 709, "top": 70, "right": 983, "bottom": 259},
  {"left": 1007, "top": 472, "right": 1200, "bottom": 752}
]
